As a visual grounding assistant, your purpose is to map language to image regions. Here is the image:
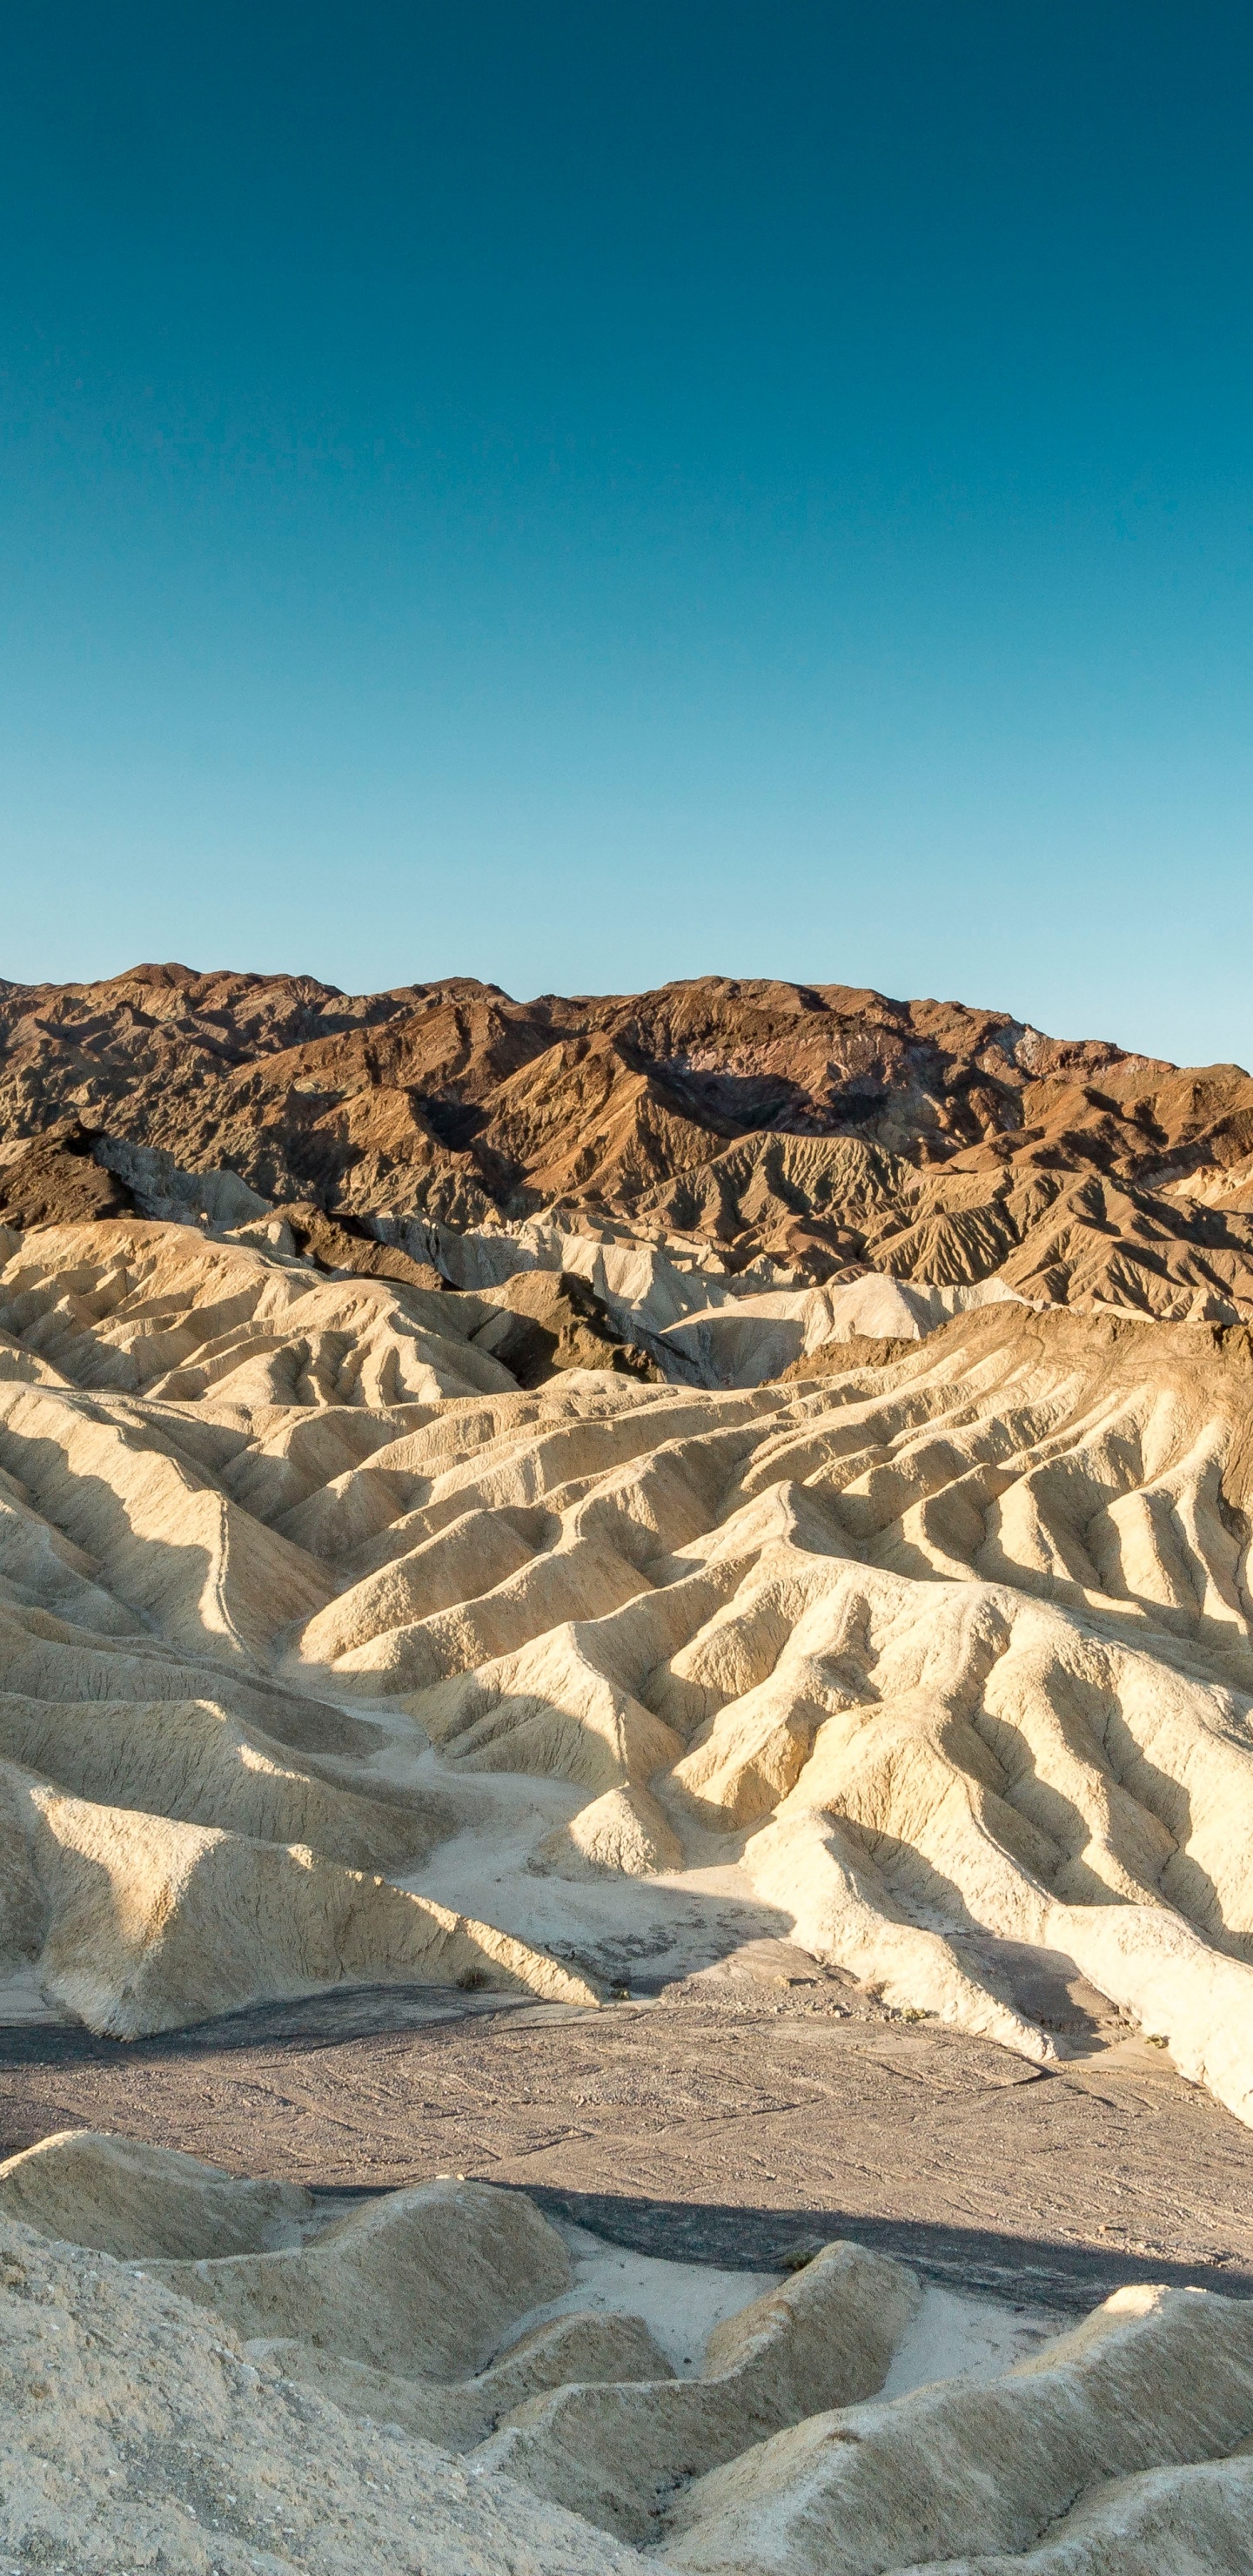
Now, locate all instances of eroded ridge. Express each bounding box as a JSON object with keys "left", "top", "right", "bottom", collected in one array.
[
  {"left": 2, "top": 2133, "right": 1252, "bottom": 2576},
  {"left": 1, "top": 1218, "right": 1253, "bottom": 2133}
]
